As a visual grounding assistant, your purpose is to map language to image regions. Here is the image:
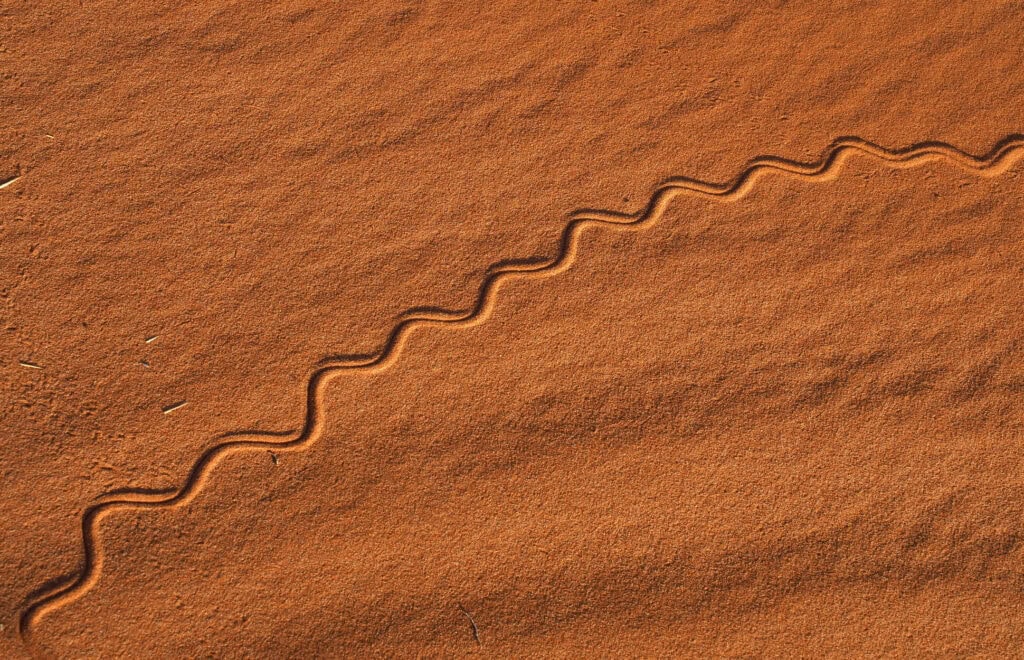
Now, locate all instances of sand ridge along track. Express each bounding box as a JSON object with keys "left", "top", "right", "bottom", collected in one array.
[{"left": 17, "top": 134, "right": 1024, "bottom": 651}]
